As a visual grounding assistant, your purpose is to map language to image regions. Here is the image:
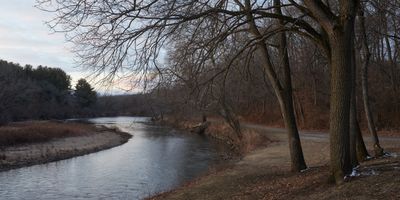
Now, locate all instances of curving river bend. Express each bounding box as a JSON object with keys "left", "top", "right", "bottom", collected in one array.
[{"left": 0, "top": 117, "right": 219, "bottom": 199}]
